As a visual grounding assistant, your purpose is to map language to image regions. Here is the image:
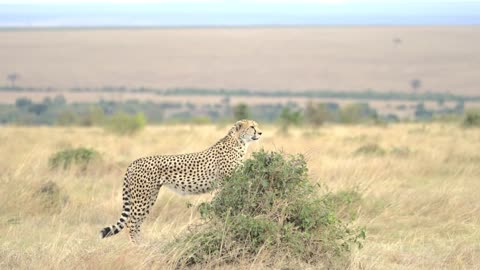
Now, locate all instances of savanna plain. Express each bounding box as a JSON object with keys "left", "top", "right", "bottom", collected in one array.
[
  {"left": 1, "top": 26, "right": 479, "bottom": 94},
  {"left": 1, "top": 123, "right": 479, "bottom": 269}
]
